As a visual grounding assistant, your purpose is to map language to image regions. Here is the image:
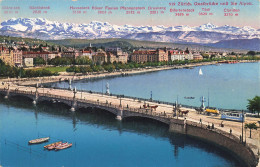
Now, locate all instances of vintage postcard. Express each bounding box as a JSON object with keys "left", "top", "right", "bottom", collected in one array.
[{"left": 0, "top": 0, "right": 259, "bottom": 166}]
